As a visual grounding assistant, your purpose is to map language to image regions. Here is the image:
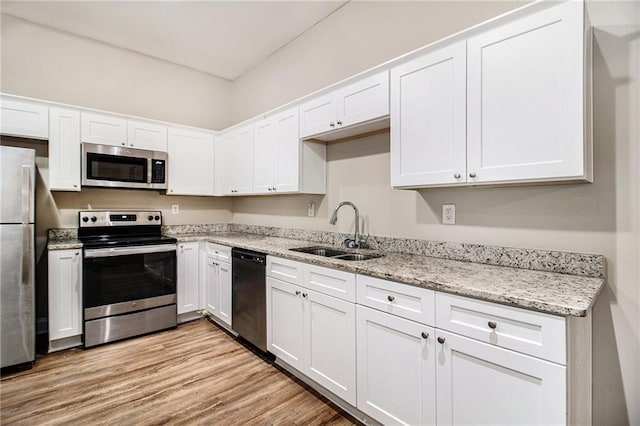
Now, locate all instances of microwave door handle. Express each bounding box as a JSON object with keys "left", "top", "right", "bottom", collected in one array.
[{"left": 147, "top": 158, "right": 153, "bottom": 184}]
